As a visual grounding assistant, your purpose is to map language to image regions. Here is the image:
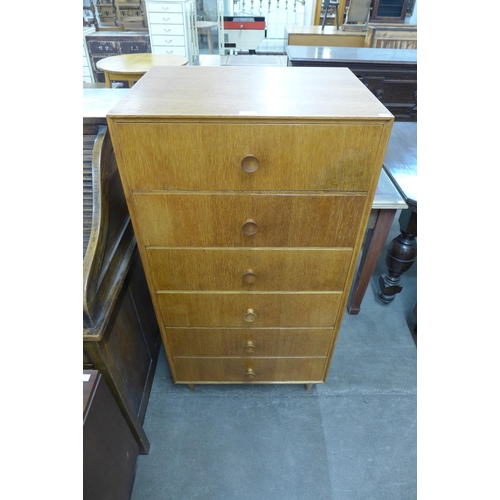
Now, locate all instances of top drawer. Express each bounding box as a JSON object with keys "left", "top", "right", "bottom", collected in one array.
[
  {"left": 147, "top": 3, "right": 183, "bottom": 14},
  {"left": 112, "top": 122, "right": 385, "bottom": 192}
]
